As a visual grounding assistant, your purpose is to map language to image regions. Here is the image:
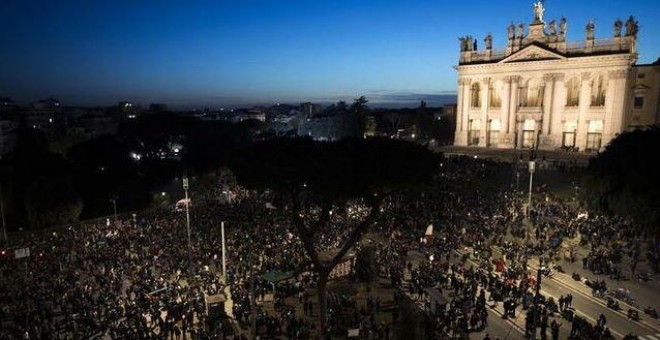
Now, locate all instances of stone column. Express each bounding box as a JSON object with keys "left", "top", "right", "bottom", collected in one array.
[
  {"left": 463, "top": 79, "right": 472, "bottom": 144},
  {"left": 455, "top": 79, "right": 464, "bottom": 133},
  {"left": 549, "top": 73, "right": 565, "bottom": 143},
  {"left": 454, "top": 78, "right": 470, "bottom": 146},
  {"left": 576, "top": 72, "right": 592, "bottom": 151},
  {"left": 501, "top": 76, "right": 512, "bottom": 140},
  {"left": 603, "top": 69, "right": 628, "bottom": 146},
  {"left": 479, "top": 77, "right": 490, "bottom": 147},
  {"left": 508, "top": 76, "right": 520, "bottom": 139},
  {"left": 542, "top": 74, "right": 554, "bottom": 135}
]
